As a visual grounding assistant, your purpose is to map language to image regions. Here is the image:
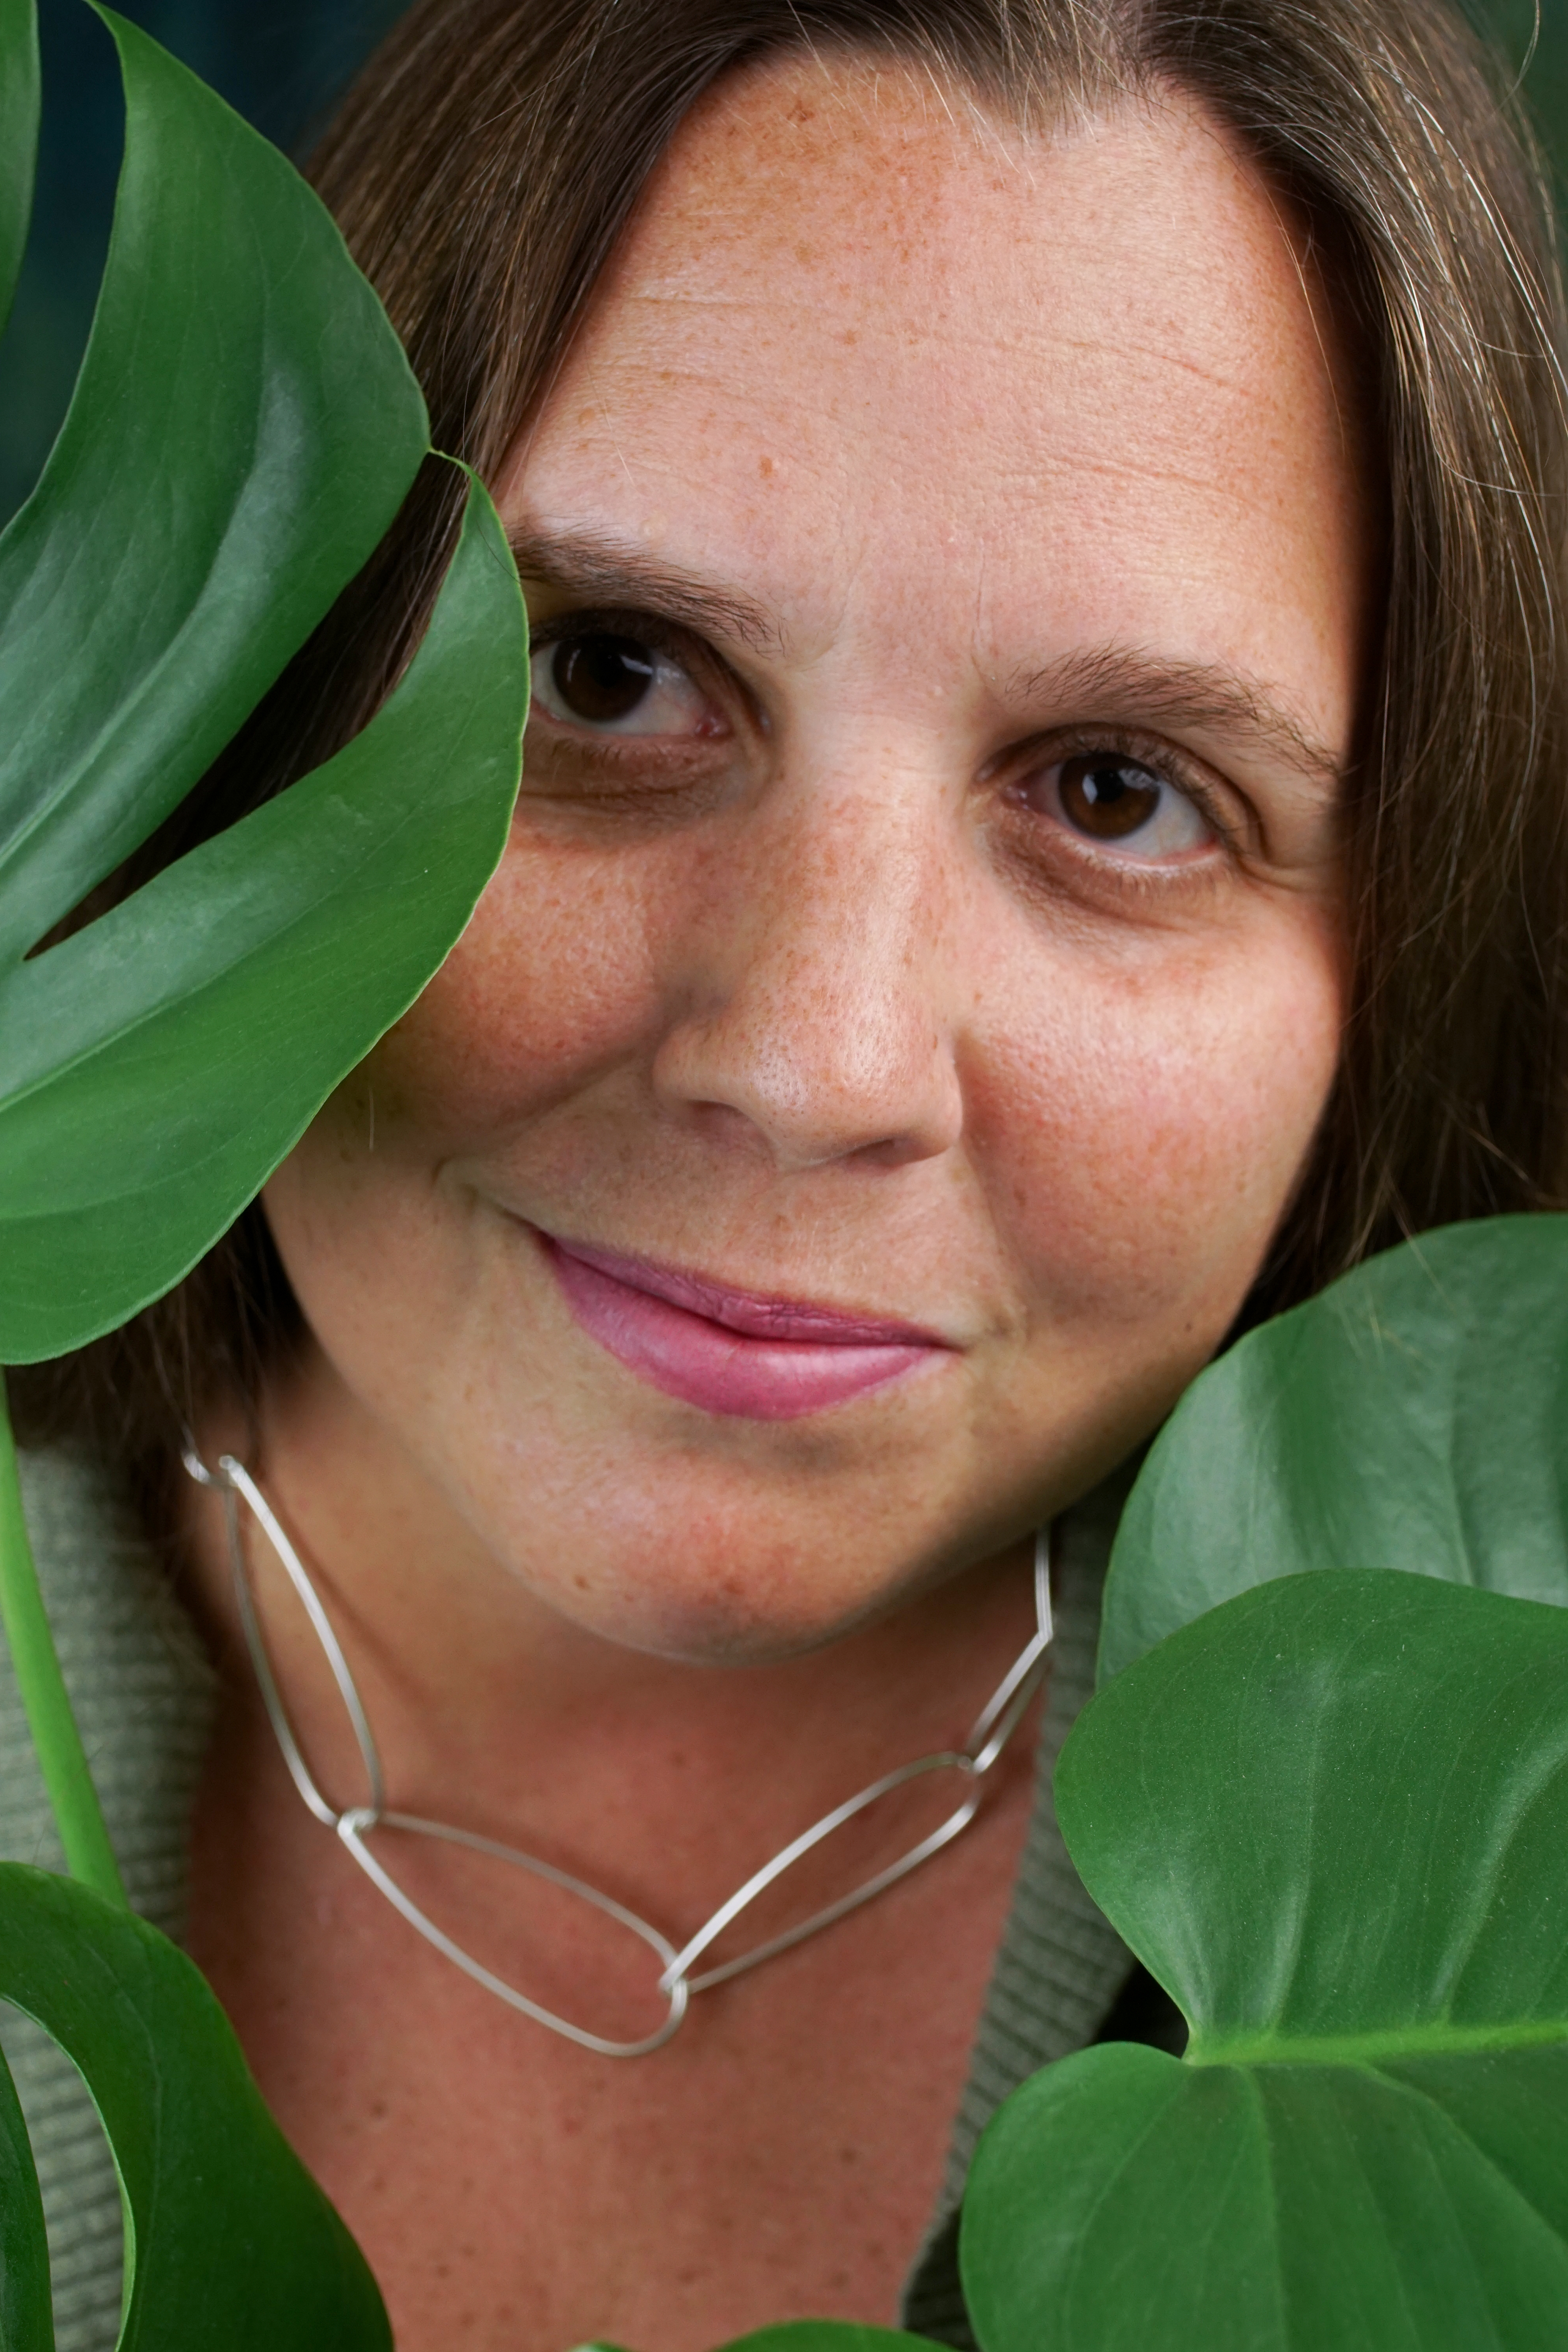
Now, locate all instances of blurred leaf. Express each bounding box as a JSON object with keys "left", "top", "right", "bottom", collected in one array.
[
  {"left": 0, "top": 1861, "right": 390, "bottom": 2347},
  {"left": 0, "top": 469, "right": 525, "bottom": 1359},
  {"left": 606, "top": 2317, "right": 946, "bottom": 2351},
  {"left": 1099, "top": 1216, "right": 1568, "bottom": 1684},
  {"left": 613, "top": 2317, "right": 947, "bottom": 2351},
  {"left": 963, "top": 1571, "right": 1568, "bottom": 2352},
  {"left": 0, "top": 0, "right": 38, "bottom": 340},
  {"left": 0, "top": 1381, "right": 122, "bottom": 1896},
  {"left": 0, "top": 2025, "right": 51, "bottom": 2349},
  {"left": 713, "top": 2332, "right": 944, "bottom": 2352},
  {"left": 0, "top": 1, "right": 428, "bottom": 970}
]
